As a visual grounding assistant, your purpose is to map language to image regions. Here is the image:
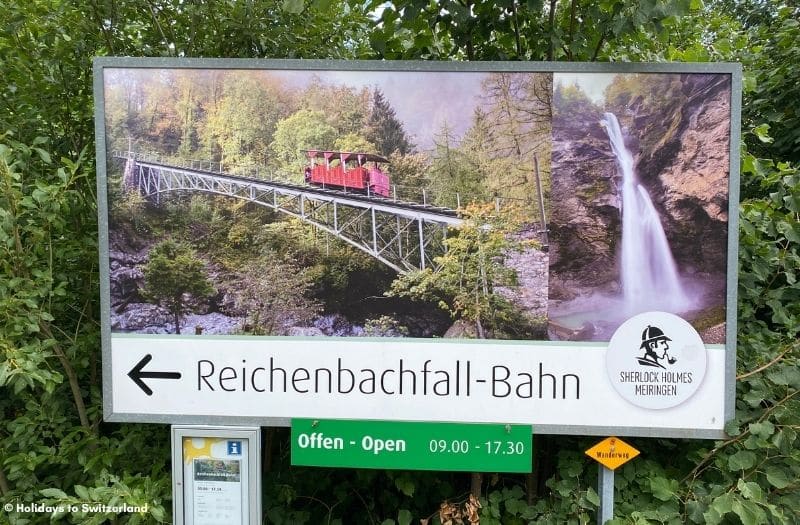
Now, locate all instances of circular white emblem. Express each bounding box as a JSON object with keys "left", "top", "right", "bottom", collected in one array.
[{"left": 606, "top": 311, "right": 707, "bottom": 409}]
